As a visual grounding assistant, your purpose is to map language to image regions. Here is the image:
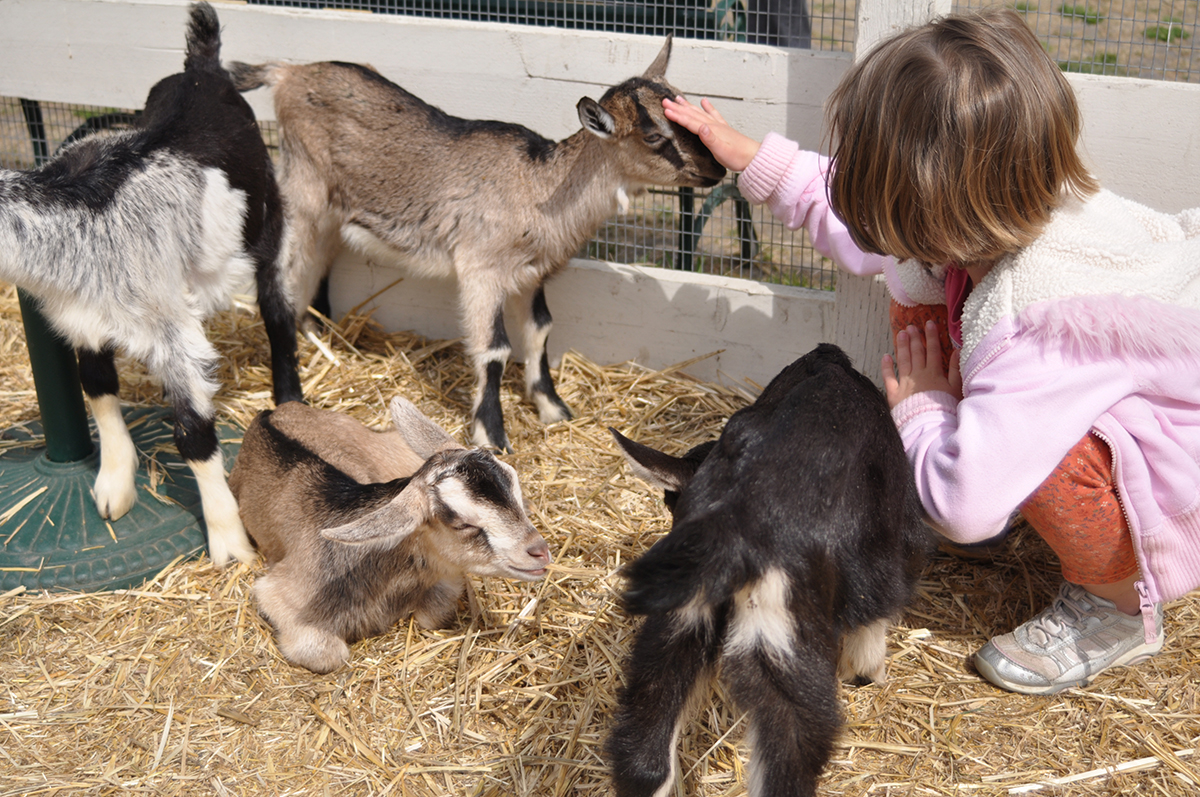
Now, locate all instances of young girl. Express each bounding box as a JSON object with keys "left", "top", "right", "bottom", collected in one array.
[{"left": 663, "top": 8, "right": 1200, "bottom": 695}]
